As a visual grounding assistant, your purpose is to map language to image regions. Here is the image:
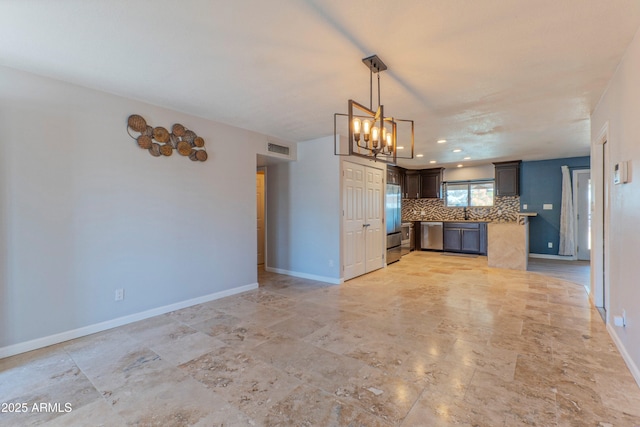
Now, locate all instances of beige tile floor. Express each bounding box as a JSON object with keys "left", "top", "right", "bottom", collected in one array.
[{"left": 2, "top": 252, "right": 640, "bottom": 426}]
